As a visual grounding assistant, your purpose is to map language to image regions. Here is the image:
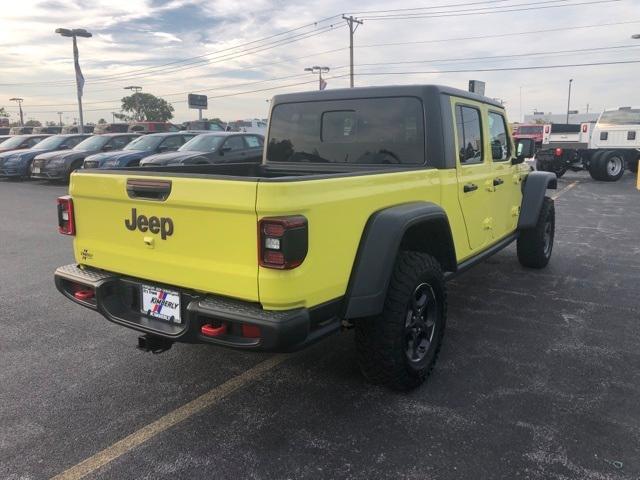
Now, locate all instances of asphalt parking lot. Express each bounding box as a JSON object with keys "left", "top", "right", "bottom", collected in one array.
[{"left": 1, "top": 172, "right": 639, "bottom": 480}]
